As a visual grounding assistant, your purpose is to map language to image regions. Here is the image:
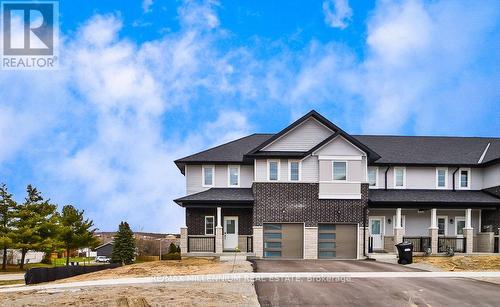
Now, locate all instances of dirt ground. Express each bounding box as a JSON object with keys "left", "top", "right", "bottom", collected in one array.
[
  {"left": 0, "top": 282, "right": 260, "bottom": 306},
  {"left": 57, "top": 257, "right": 252, "bottom": 283},
  {"left": 413, "top": 255, "right": 500, "bottom": 271}
]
